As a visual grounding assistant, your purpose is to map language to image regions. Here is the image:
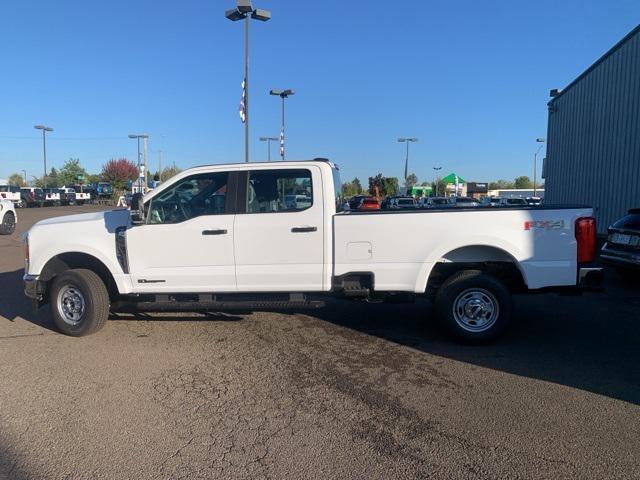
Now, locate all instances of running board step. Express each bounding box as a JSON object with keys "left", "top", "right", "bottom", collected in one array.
[{"left": 113, "top": 293, "right": 325, "bottom": 313}]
